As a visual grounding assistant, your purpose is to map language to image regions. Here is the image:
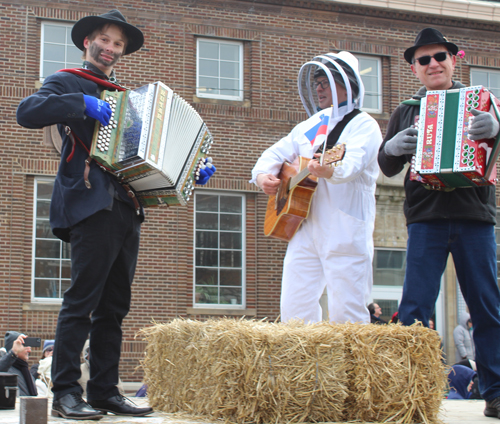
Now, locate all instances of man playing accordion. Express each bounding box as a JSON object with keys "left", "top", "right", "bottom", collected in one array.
[
  {"left": 378, "top": 28, "right": 500, "bottom": 419},
  {"left": 17, "top": 9, "right": 153, "bottom": 420}
]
